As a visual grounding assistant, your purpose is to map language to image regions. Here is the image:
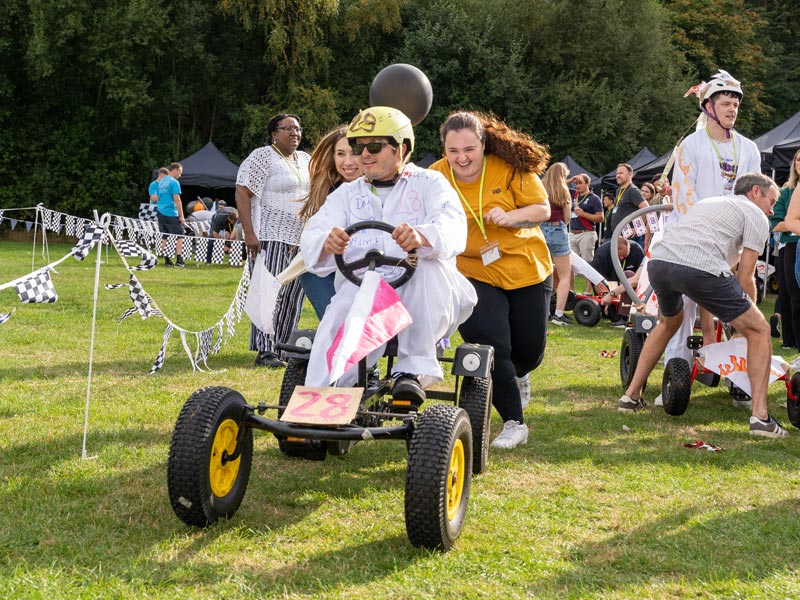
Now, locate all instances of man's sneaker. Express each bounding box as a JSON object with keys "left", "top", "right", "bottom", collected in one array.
[
  {"left": 610, "top": 318, "right": 627, "bottom": 328},
  {"left": 517, "top": 373, "right": 531, "bottom": 410},
  {"left": 391, "top": 373, "right": 425, "bottom": 409},
  {"left": 550, "top": 314, "right": 572, "bottom": 326},
  {"left": 770, "top": 314, "right": 781, "bottom": 338},
  {"left": 175, "top": 256, "right": 186, "bottom": 268},
  {"left": 254, "top": 351, "right": 286, "bottom": 368},
  {"left": 653, "top": 393, "right": 663, "bottom": 407},
  {"left": 618, "top": 394, "right": 647, "bottom": 412},
  {"left": 490, "top": 420, "right": 529, "bottom": 449},
  {"left": 731, "top": 396, "right": 752, "bottom": 409},
  {"left": 749, "top": 415, "right": 788, "bottom": 438},
  {"left": 163, "top": 256, "right": 174, "bottom": 267}
]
